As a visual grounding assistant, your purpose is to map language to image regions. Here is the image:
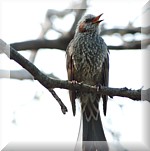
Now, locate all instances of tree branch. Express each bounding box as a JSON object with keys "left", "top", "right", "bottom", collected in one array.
[
  {"left": 10, "top": 36, "right": 71, "bottom": 51},
  {"left": 8, "top": 25, "right": 149, "bottom": 52},
  {"left": 100, "top": 26, "right": 150, "bottom": 35},
  {"left": 0, "top": 39, "right": 149, "bottom": 114},
  {"left": 9, "top": 37, "right": 148, "bottom": 53}
]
